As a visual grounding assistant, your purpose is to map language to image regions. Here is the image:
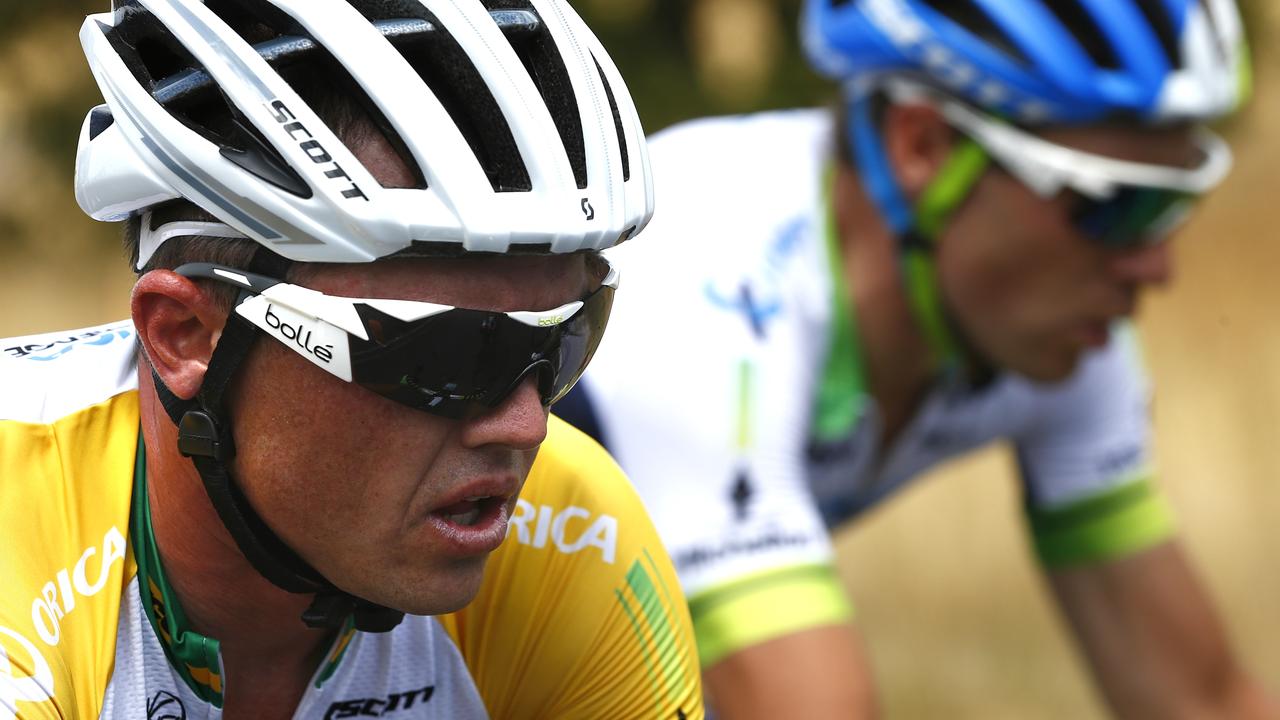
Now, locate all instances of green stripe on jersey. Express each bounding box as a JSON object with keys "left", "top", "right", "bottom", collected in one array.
[
  {"left": 614, "top": 552, "right": 686, "bottom": 711},
  {"left": 736, "top": 360, "right": 754, "bottom": 451},
  {"left": 1028, "top": 476, "right": 1177, "bottom": 568},
  {"left": 313, "top": 618, "right": 357, "bottom": 688},
  {"left": 687, "top": 564, "right": 853, "bottom": 668}
]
